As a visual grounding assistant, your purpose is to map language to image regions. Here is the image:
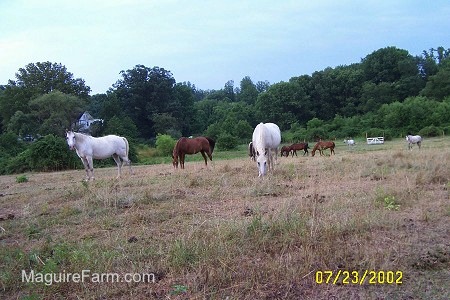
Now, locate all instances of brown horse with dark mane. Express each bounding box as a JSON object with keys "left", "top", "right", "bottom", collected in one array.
[
  {"left": 289, "top": 142, "right": 309, "bottom": 156},
  {"left": 280, "top": 145, "right": 291, "bottom": 157},
  {"left": 248, "top": 141, "right": 256, "bottom": 161},
  {"left": 172, "top": 137, "right": 215, "bottom": 169},
  {"left": 311, "top": 141, "right": 335, "bottom": 156}
]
